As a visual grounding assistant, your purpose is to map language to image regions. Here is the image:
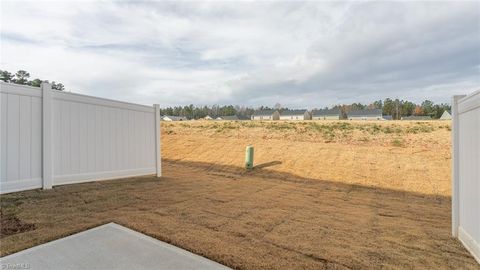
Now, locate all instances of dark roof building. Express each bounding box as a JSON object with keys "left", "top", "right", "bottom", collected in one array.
[
  {"left": 312, "top": 108, "right": 341, "bottom": 116},
  {"left": 280, "top": 109, "right": 309, "bottom": 115},
  {"left": 237, "top": 115, "right": 251, "bottom": 120},
  {"left": 279, "top": 109, "right": 311, "bottom": 120},
  {"left": 311, "top": 108, "right": 341, "bottom": 120},
  {"left": 252, "top": 109, "right": 278, "bottom": 116},
  {"left": 348, "top": 109, "right": 382, "bottom": 117},
  {"left": 348, "top": 109, "right": 383, "bottom": 120},
  {"left": 251, "top": 110, "right": 280, "bottom": 120}
]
